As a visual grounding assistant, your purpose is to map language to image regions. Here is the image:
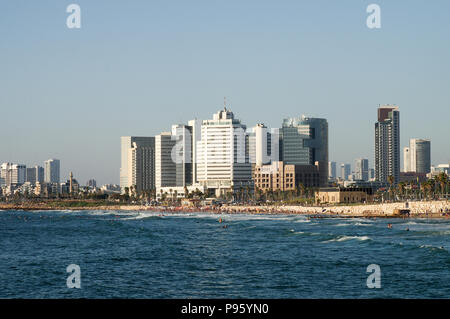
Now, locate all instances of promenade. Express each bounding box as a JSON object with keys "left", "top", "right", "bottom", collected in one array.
[{"left": 1, "top": 200, "right": 449, "bottom": 218}]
